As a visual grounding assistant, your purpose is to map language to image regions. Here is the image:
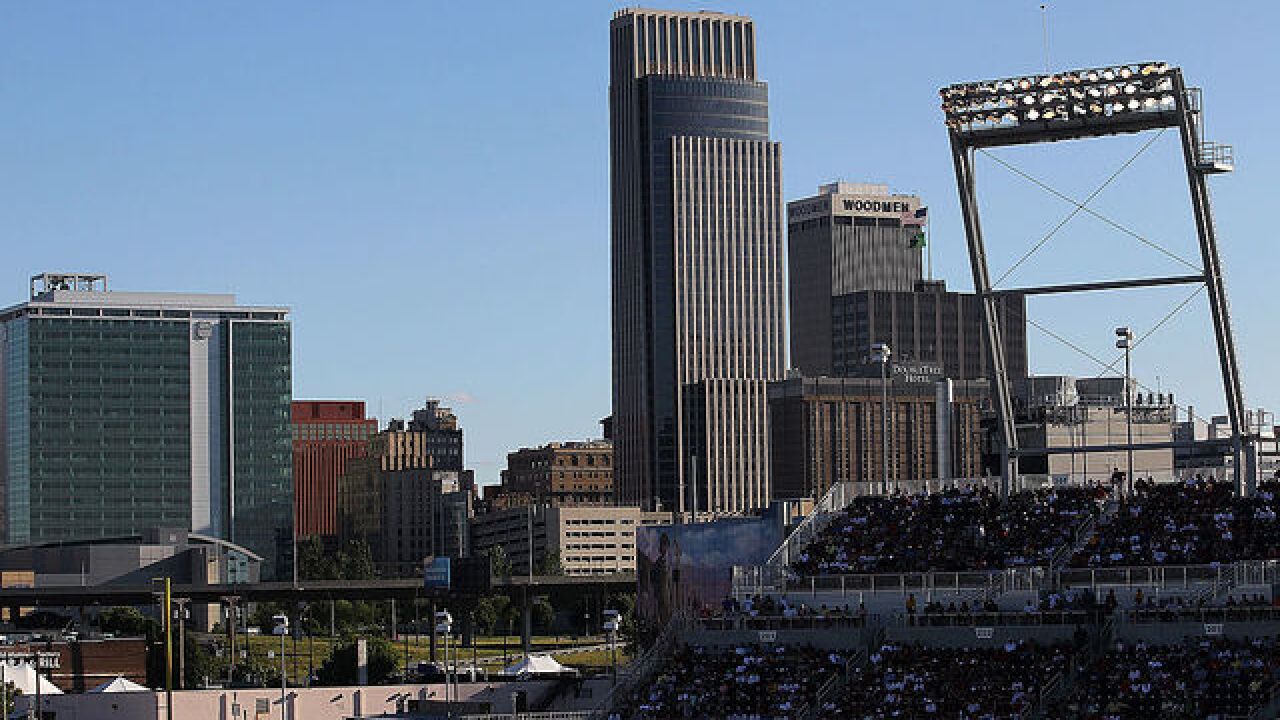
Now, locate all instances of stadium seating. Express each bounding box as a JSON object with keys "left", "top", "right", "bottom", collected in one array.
[
  {"left": 1055, "top": 636, "right": 1279, "bottom": 718},
  {"left": 1071, "top": 479, "right": 1280, "bottom": 567},
  {"left": 613, "top": 643, "right": 848, "bottom": 720},
  {"left": 825, "top": 640, "right": 1073, "bottom": 718},
  {"left": 792, "top": 485, "right": 1105, "bottom": 575}
]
